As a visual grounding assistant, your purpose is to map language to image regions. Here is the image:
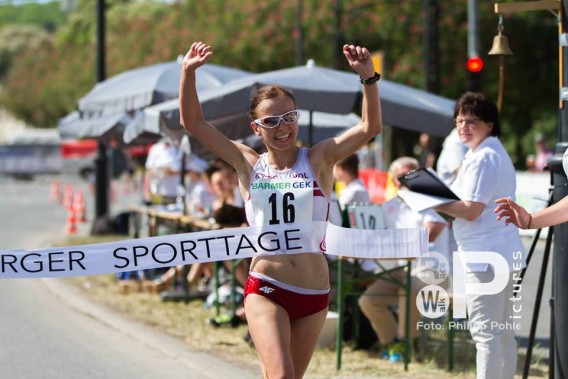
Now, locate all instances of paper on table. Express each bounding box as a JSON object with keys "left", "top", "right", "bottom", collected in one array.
[{"left": 397, "top": 188, "right": 457, "bottom": 213}]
